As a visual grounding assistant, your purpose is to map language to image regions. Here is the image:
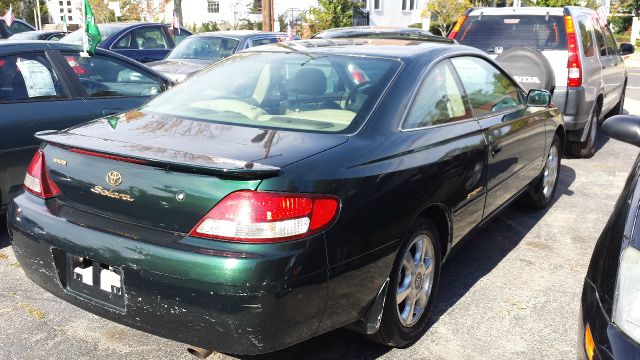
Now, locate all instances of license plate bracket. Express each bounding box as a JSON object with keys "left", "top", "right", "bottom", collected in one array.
[{"left": 63, "top": 252, "right": 126, "bottom": 312}]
